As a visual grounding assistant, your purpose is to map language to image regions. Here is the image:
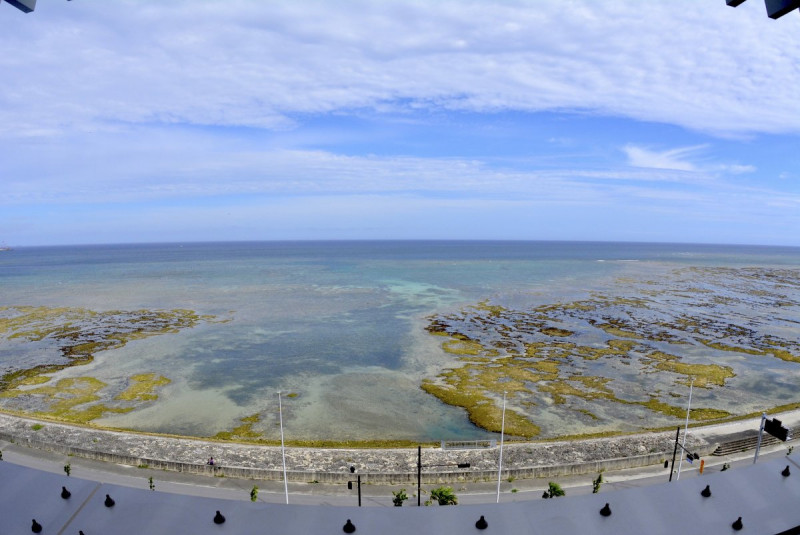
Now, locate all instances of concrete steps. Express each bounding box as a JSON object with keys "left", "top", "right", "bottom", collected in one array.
[{"left": 711, "top": 431, "right": 795, "bottom": 456}]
